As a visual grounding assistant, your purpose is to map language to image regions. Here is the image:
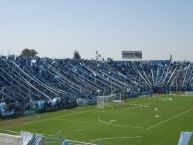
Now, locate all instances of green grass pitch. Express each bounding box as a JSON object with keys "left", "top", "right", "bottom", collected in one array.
[{"left": 1, "top": 94, "right": 193, "bottom": 145}]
